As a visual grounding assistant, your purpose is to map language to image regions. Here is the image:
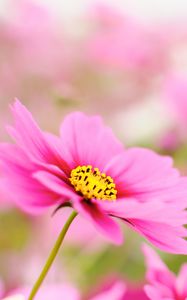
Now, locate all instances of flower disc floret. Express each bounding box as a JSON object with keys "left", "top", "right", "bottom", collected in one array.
[{"left": 70, "top": 165, "right": 117, "bottom": 201}]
